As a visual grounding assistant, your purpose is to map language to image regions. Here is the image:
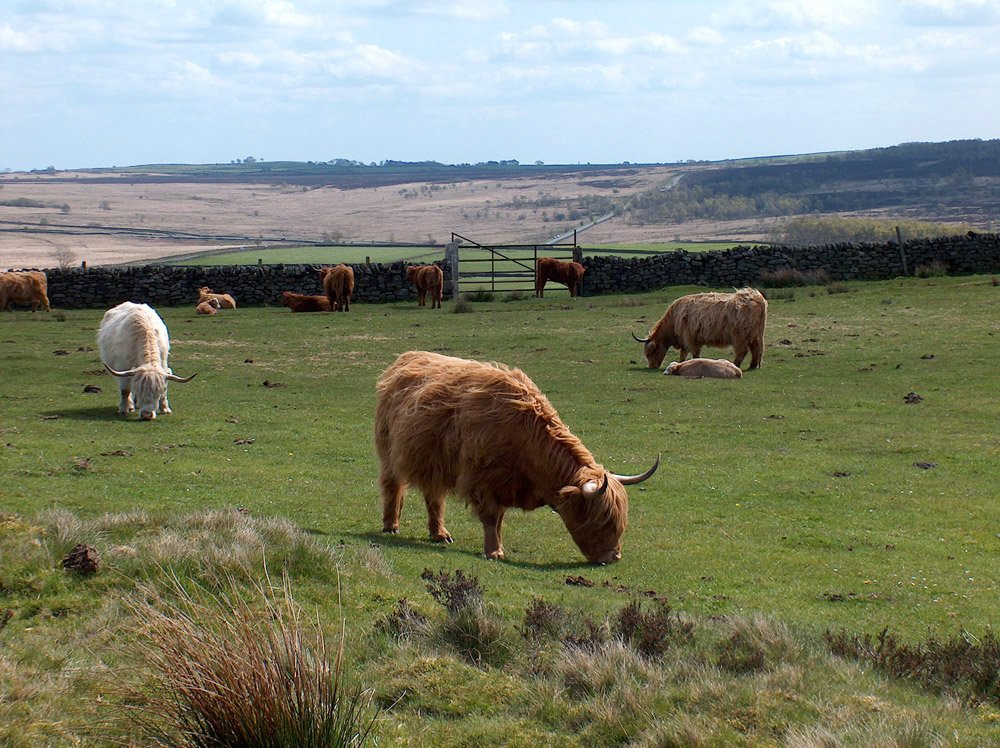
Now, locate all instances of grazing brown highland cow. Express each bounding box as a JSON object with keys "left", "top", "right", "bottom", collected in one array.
[
  {"left": 0, "top": 270, "right": 50, "bottom": 312},
  {"left": 535, "top": 257, "right": 586, "bottom": 297},
  {"left": 375, "top": 351, "right": 659, "bottom": 563},
  {"left": 633, "top": 288, "right": 768, "bottom": 370},
  {"left": 406, "top": 264, "right": 444, "bottom": 308},
  {"left": 665, "top": 358, "right": 743, "bottom": 379},
  {"left": 280, "top": 291, "right": 331, "bottom": 312},
  {"left": 320, "top": 264, "right": 355, "bottom": 312}
]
